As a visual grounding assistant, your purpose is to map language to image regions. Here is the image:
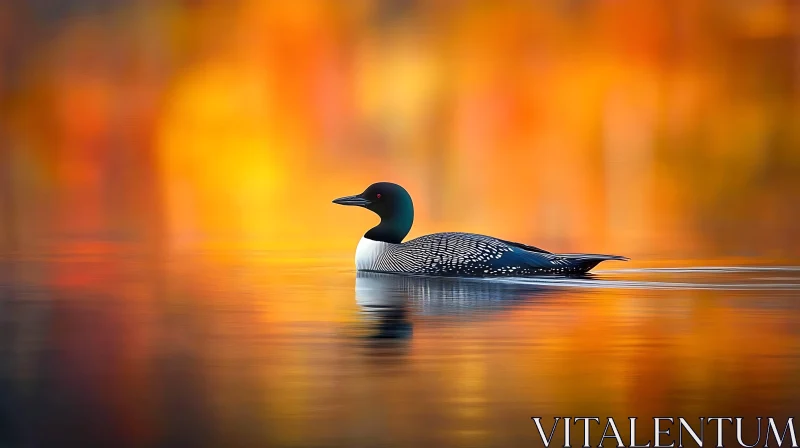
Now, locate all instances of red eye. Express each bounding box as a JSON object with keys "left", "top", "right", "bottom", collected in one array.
[{"left": 376, "top": 194, "right": 381, "bottom": 199}]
